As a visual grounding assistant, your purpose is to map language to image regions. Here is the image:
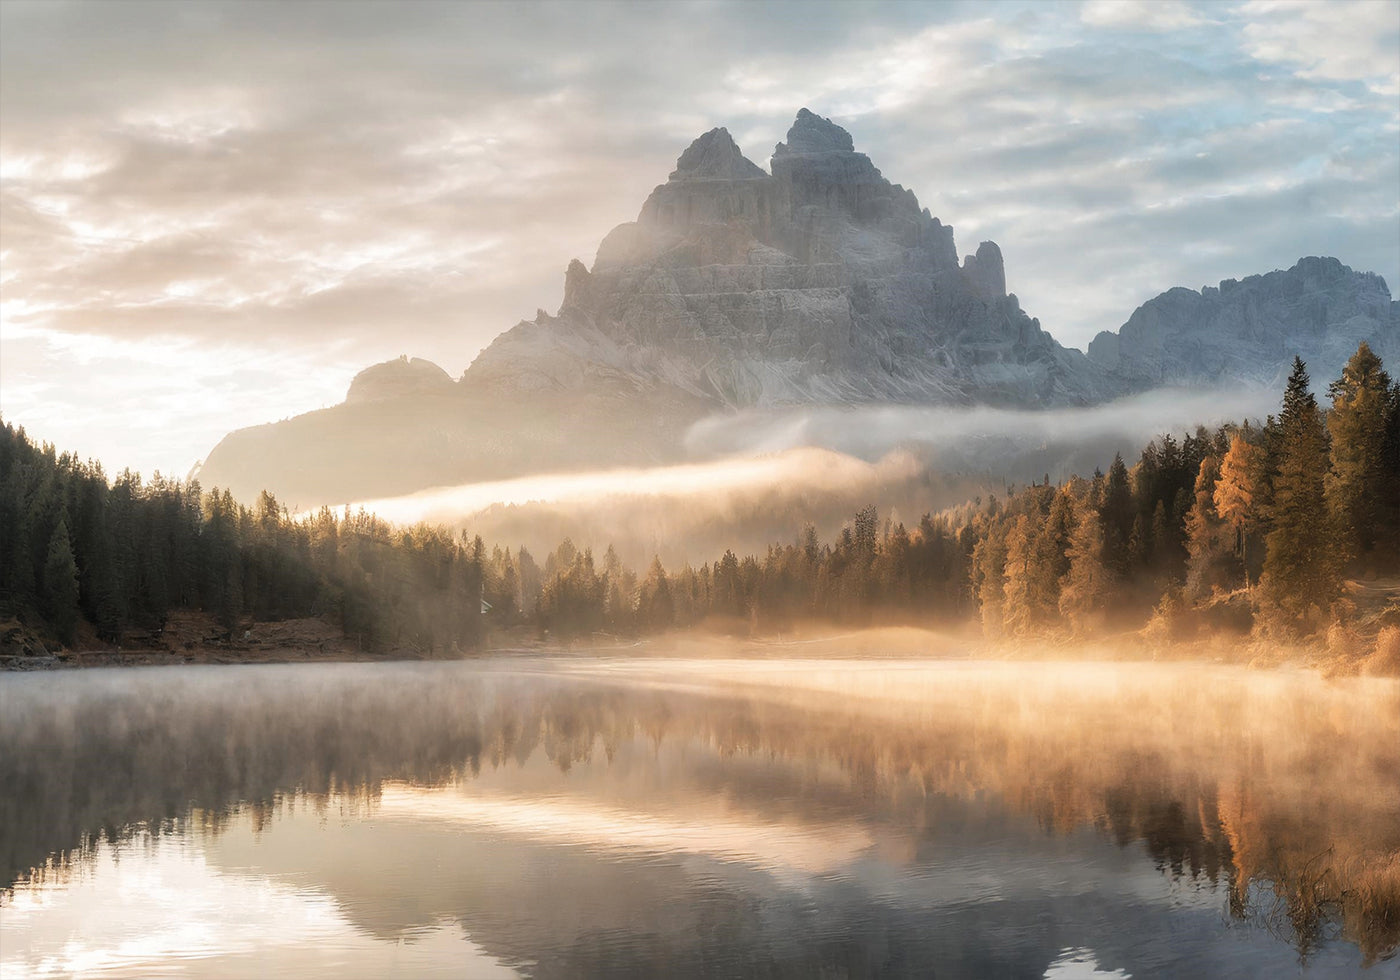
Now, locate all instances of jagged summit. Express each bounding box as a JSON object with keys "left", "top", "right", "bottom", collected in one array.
[
  {"left": 669, "top": 128, "right": 767, "bottom": 182},
  {"left": 963, "top": 242, "right": 1006, "bottom": 299},
  {"left": 469, "top": 106, "right": 1094, "bottom": 409},
  {"left": 774, "top": 107, "right": 856, "bottom": 155}
]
